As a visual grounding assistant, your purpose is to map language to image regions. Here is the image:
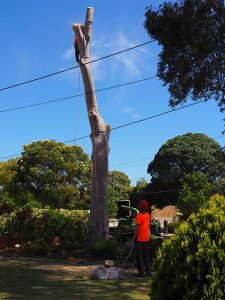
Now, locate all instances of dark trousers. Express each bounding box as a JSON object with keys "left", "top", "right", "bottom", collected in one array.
[
  {"left": 135, "top": 241, "right": 151, "bottom": 276},
  {"left": 74, "top": 45, "right": 80, "bottom": 62}
]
